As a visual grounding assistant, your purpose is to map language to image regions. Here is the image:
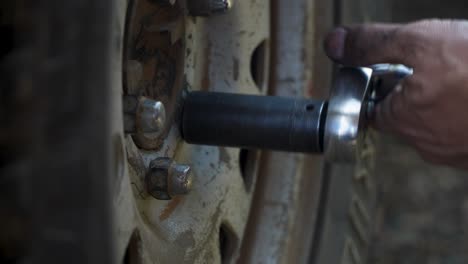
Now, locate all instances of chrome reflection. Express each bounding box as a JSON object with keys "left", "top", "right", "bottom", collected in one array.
[{"left": 324, "top": 67, "right": 373, "bottom": 162}]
